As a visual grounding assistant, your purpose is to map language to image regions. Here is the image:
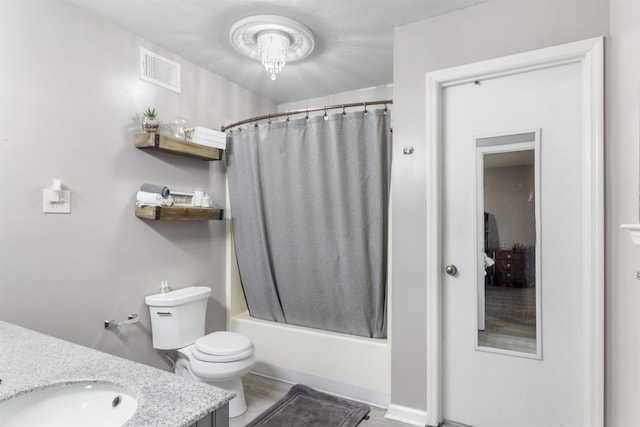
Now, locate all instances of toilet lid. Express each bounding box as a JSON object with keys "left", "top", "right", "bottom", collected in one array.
[{"left": 195, "top": 331, "right": 253, "bottom": 357}]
